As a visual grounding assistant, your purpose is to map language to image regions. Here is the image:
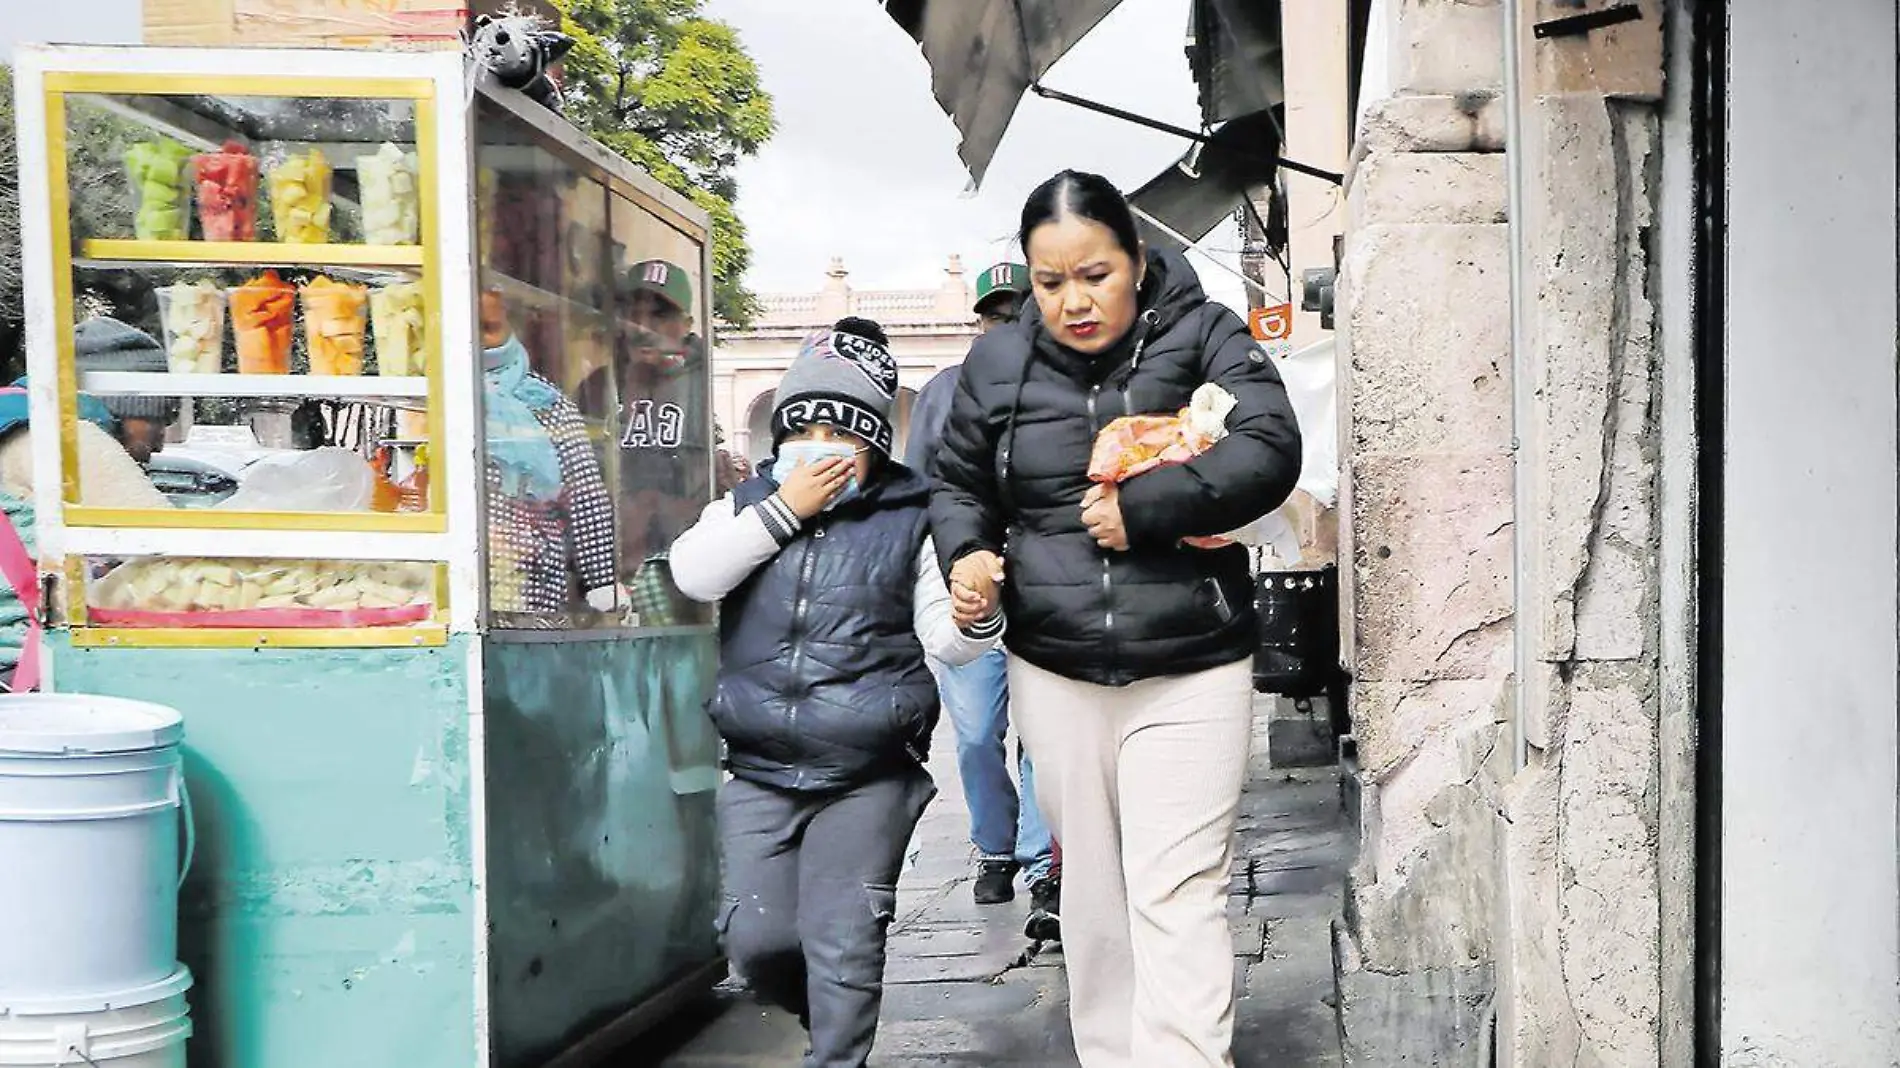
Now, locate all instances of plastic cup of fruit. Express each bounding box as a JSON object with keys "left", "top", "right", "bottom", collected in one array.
[
  {"left": 230, "top": 277, "right": 295, "bottom": 375},
  {"left": 191, "top": 146, "right": 259, "bottom": 243},
  {"left": 156, "top": 282, "right": 226, "bottom": 375},
  {"left": 125, "top": 140, "right": 193, "bottom": 241},
  {"left": 302, "top": 281, "right": 369, "bottom": 377},
  {"left": 369, "top": 282, "right": 426, "bottom": 377}
]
